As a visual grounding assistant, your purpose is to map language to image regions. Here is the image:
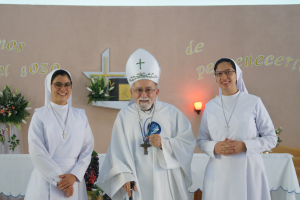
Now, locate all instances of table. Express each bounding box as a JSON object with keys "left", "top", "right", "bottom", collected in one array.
[
  {"left": 189, "top": 153, "right": 300, "bottom": 200},
  {"left": 0, "top": 153, "right": 299, "bottom": 199}
]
